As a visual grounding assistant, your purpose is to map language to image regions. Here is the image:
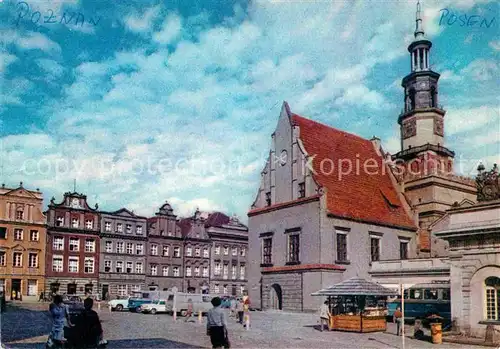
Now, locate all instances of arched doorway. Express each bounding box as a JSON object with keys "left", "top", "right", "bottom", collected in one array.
[{"left": 270, "top": 284, "right": 282, "bottom": 310}]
